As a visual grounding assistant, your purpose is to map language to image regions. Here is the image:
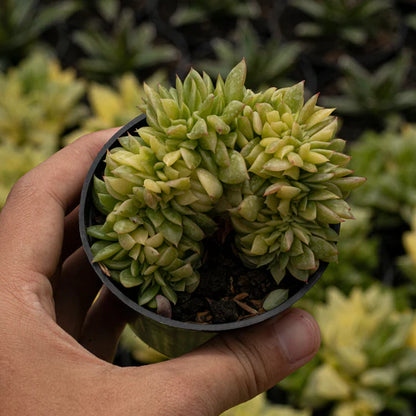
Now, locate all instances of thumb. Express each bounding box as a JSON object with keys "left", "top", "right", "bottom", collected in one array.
[{"left": 169, "top": 308, "right": 320, "bottom": 415}]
